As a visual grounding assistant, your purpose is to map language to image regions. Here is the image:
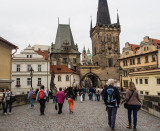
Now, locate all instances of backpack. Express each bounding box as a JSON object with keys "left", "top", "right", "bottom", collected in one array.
[
  {"left": 39, "top": 90, "right": 44, "bottom": 100},
  {"left": 106, "top": 88, "right": 116, "bottom": 106},
  {"left": 97, "top": 90, "right": 100, "bottom": 95}
]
